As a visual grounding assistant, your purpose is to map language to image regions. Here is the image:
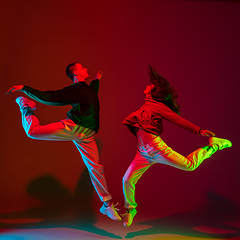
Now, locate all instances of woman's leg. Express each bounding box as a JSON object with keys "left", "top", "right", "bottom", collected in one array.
[
  {"left": 122, "top": 151, "right": 154, "bottom": 209},
  {"left": 149, "top": 136, "right": 231, "bottom": 171},
  {"left": 122, "top": 150, "right": 154, "bottom": 227}
]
